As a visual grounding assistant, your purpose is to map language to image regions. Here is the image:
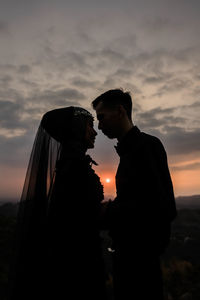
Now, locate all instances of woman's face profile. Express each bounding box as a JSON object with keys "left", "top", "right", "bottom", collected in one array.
[{"left": 85, "top": 118, "right": 97, "bottom": 149}]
